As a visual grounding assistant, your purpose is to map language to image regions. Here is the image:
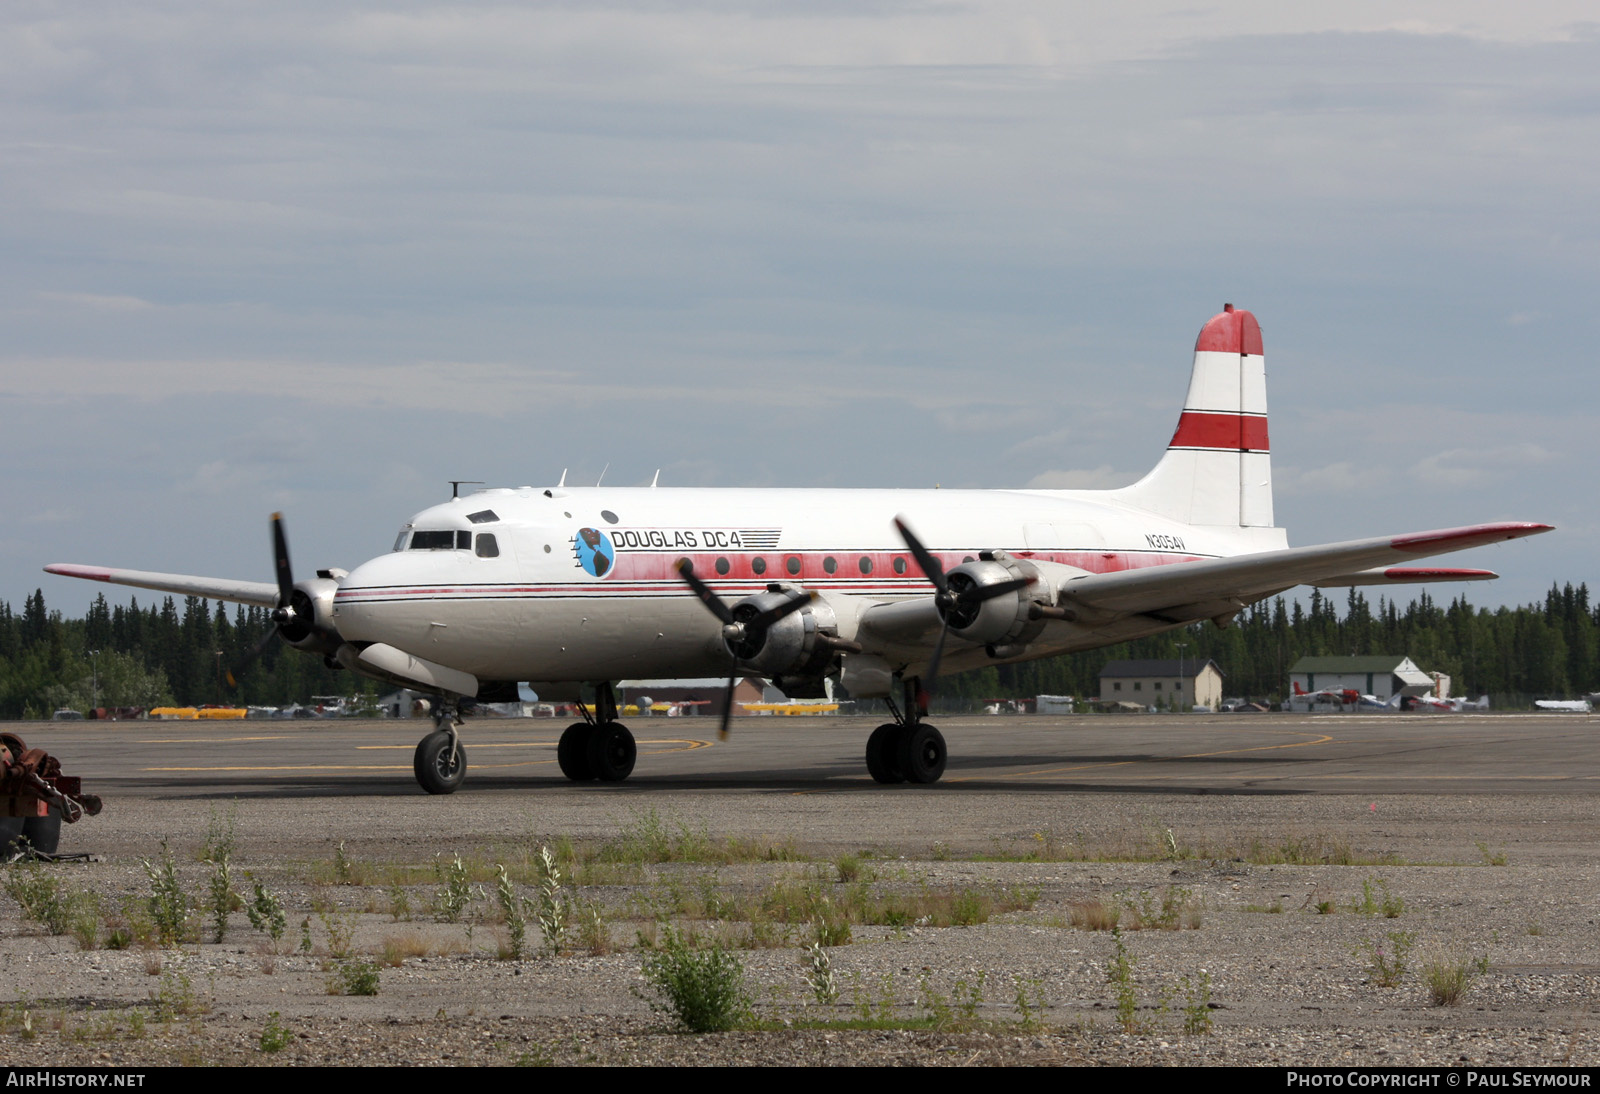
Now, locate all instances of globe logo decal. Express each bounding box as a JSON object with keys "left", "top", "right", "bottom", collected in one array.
[{"left": 575, "top": 527, "right": 615, "bottom": 577}]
